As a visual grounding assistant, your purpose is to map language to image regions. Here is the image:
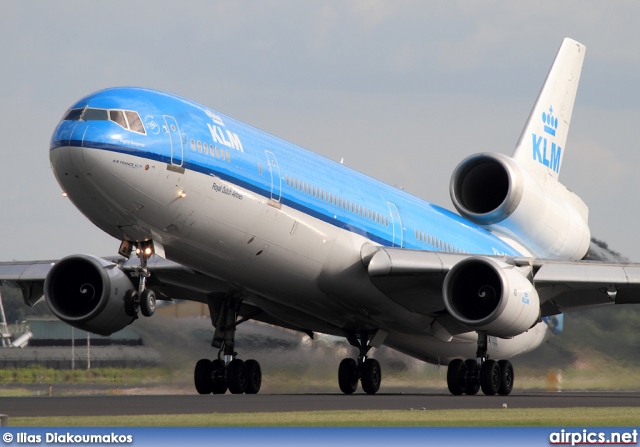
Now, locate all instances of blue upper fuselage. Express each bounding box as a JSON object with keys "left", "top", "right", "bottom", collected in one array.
[{"left": 50, "top": 87, "right": 520, "bottom": 257}]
